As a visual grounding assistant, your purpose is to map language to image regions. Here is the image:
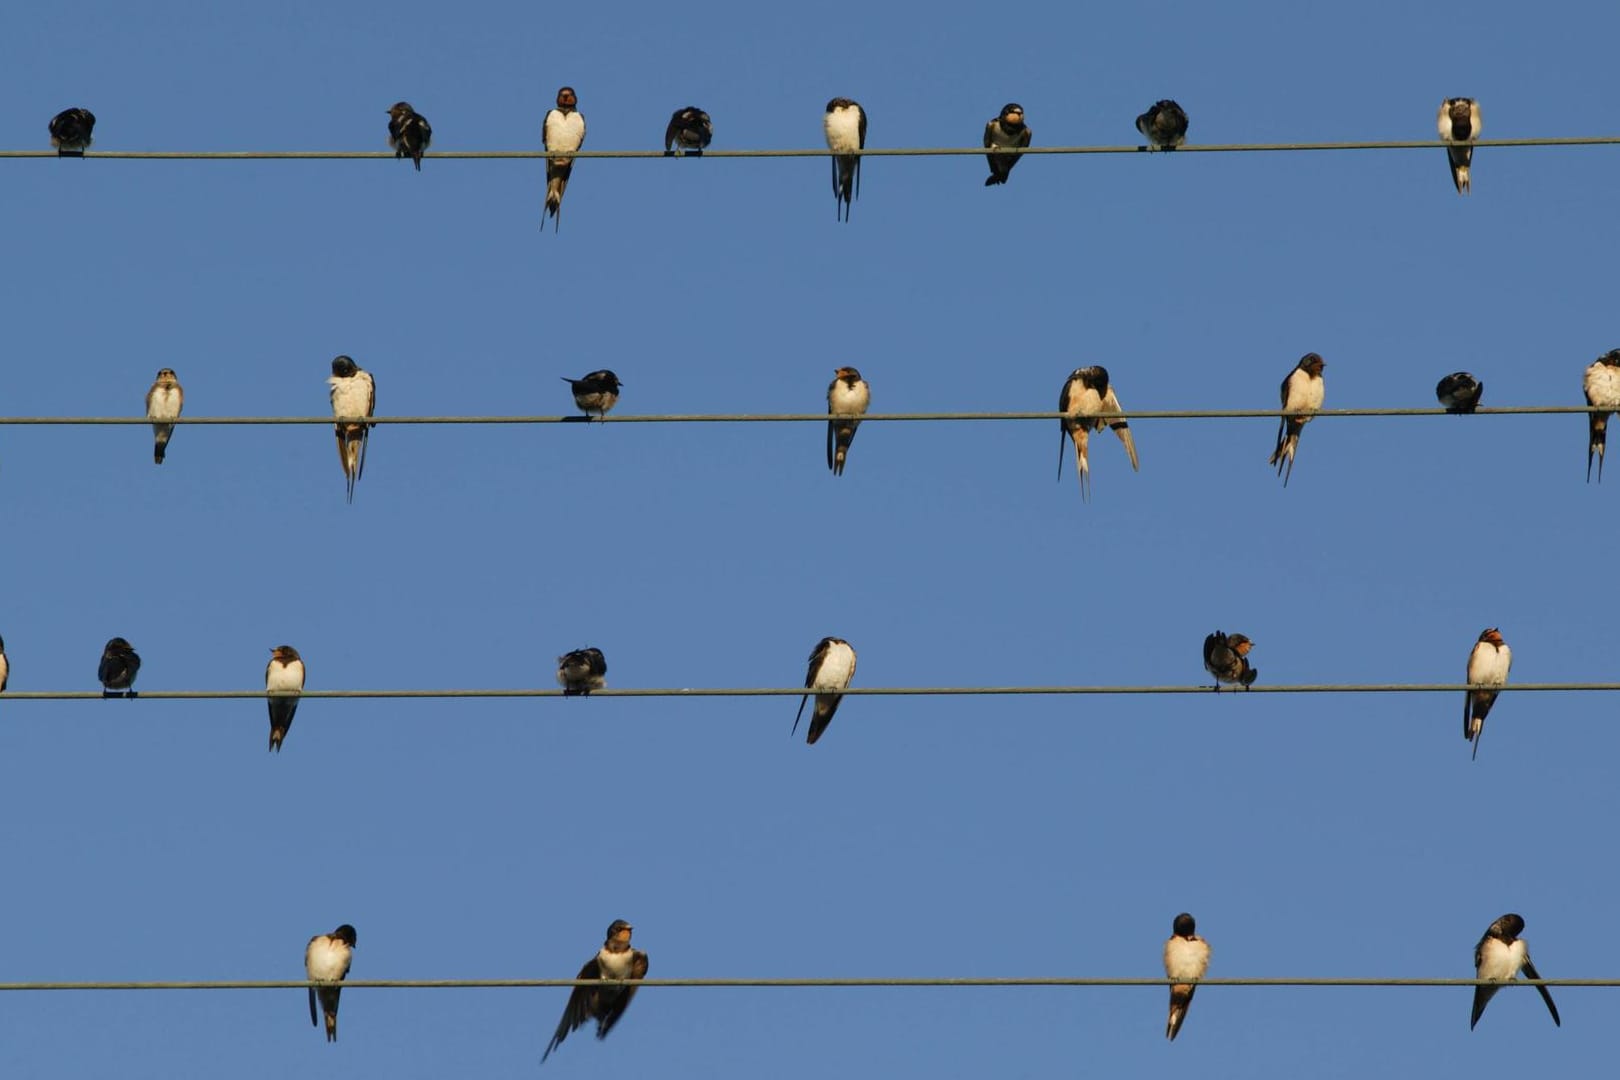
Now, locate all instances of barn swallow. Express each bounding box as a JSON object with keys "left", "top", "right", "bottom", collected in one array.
[
  {"left": 1464, "top": 628, "right": 1511, "bottom": 760},
  {"left": 557, "top": 647, "right": 607, "bottom": 696},
  {"left": 98, "top": 637, "right": 141, "bottom": 698},
  {"left": 793, "top": 636, "right": 856, "bottom": 745},
  {"left": 1436, "top": 372, "right": 1483, "bottom": 414},
  {"left": 0, "top": 635, "right": 9, "bottom": 693},
  {"left": 1583, "top": 349, "right": 1620, "bottom": 482},
  {"left": 306, "top": 923, "right": 357, "bottom": 1043},
  {"left": 1438, "top": 98, "right": 1481, "bottom": 195},
  {"left": 1163, "top": 912, "right": 1211, "bottom": 1041},
  {"left": 543, "top": 87, "right": 586, "bottom": 231},
  {"left": 561, "top": 370, "right": 622, "bottom": 420},
  {"left": 824, "top": 98, "right": 866, "bottom": 222},
  {"left": 983, "top": 103, "right": 1031, "bottom": 186},
  {"left": 664, "top": 106, "right": 712, "bottom": 156},
  {"left": 1268, "top": 353, "right": 1326, "bottom": 486},
  {"left": 48, "top": 108, "right": 96, "bottom": 156},
  {"left": 328, "top": 355, "right": 376, "bottom": 504},
  {"left": 827, "top": 367, "right": 870, "bottom": 475},
  {"left": 266, "top": 645, "right": 305, "bottom": 753},
  {"left": 145, "top": 368, "right": 183, "bottom": 464},
  {"left": 1057, "top": 366, "right": 1139, "bottom": 502},
  {"left": 386, "top": 102, "right": 432, "bottom": 170},
  {"left": 1471, "top": 913, "right": 1560, "bottom": 1030},
  {"left": 1203, "top": 632, "right": 1257, "bottom": 690},
  {"left": 543, "top": 919, "right": 649, "bottom": 1063},
  {"left": 1136, "top": 100, "right": 1188, "bottom": 150}
]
